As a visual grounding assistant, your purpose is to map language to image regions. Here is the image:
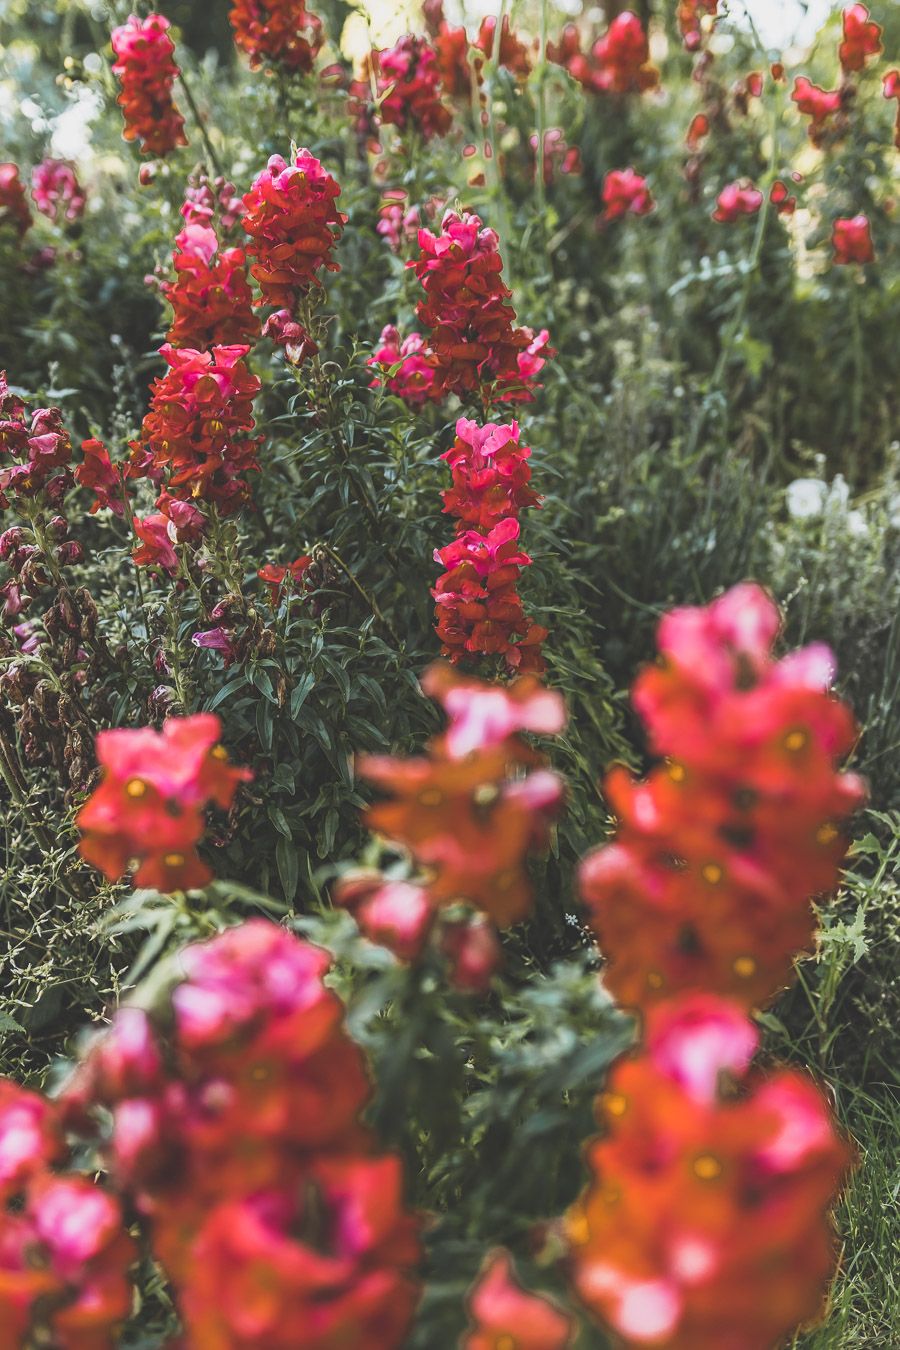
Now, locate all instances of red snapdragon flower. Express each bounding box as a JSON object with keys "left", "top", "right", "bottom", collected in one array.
[
  {"left": 549, "top": 13, "right": 658, "bottom": 96},
  {"left": 529, "top": 129, "right": 582, "bottom": 186},
  {"left": 367, "top": 325, "right": 438, "bottom": 406},
  {"left": 0, "top": 1081, "right": 63, "bottom": 1199},
  {"left": 333, "top": 873, "right": 435, "bottom": 962},
  {"left": 440, "top": 912, "right": 503, "bottom": 992},
  {"left": 832, "top": 214, "right": 875, "bottom": 264},
  {"left": 75, "top": 713, "right": 251, "bottom": 890},
  {"left": 475, "top": 15, "right": 533, "bottom": 77},
  {"left": 57, "top": 918, "right": 418, "bottom": 1336},
  {"left": 129, "top": 343, "right": 262, "bottom": 514},
  {"left": 0, "top": 163, "right": 32, "bottom": 237},
  {"left": 791, "top": 77, "right": 844, "bottom": 141},
  {"left": 371, "top": 36, "right": 452, "bottom": 141},
  {"left": 377, "top": 198, "right": 421, "bottom": 252},
  {"left": 464, "top": 1249, "right": 574, "bottom": 1349},
  {"left": 110, "top": 14, "right": 187, "bottom": 157},
  {"left": 770, "top": 179, "right": 797, "bottom": 216},
  {"left": 258, "top": 555, "right": 312, "bottom": 603},
  {"left": 839, "top": 4, "right": 882, "bottom": 72},
  {"left": 0, "top": 375, "right": 73, "bottom": 508},
  {"left": 420, "top": 660, "right": 565, "bottom": 759},
  {"left": 0, "top": 1175, "right": 136, "bottom": 1349},
  {"left": 565, "top": 996, "right": 851, "bottom": 1350},
  {"left": 685, "top": 113, "right": 710, "bottom": 149},
  {"left": 712, "top": 180, "right": 763, "bottom": 222},
  {"left": 410, "top": 209, "right": 547, "bottom": 402},
  {"left": 180, "top": 1159, "right": 421, "bottom": 1349},
  {"left": 163, "top": 221, "right": 259, "bottom": 349},
  {"left": 677, "top": 0, "right": 718, "bottom": 51},
  {"left": 242, "top": 150, "right": 344, "bottom": 310},
  {"left": 433, "top": 518, "right": 548, "bottom": 673},
  {"left": 359, "top": 675, "right": 563, "bottom": 925},
  {"left": 440, "top": 417, "right": 540, "bottom": 532},
  {"left": 31, "top": 159, "right": 86, "bottom": 223},
  {"left": 601, "top": 168, "right": 654, "bottom": 222},
  {"left": 579, "top": 583, "right": 865, "bottom": 1010},
  {"left": 77, "top": 437, "right": 124, "bottom": 515},
  {"left": 229, "top": 0, "right": 323, "bottom": 73}
]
